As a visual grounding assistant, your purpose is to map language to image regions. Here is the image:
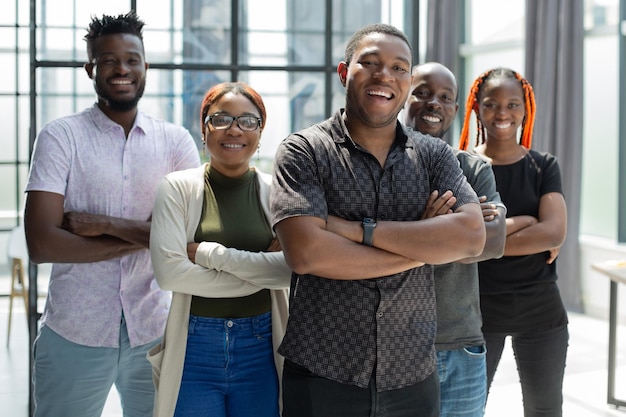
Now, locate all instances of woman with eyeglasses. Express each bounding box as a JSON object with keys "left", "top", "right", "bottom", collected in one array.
[{"left": 148, "top": 81, "right": 291, "bottom": 417}]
